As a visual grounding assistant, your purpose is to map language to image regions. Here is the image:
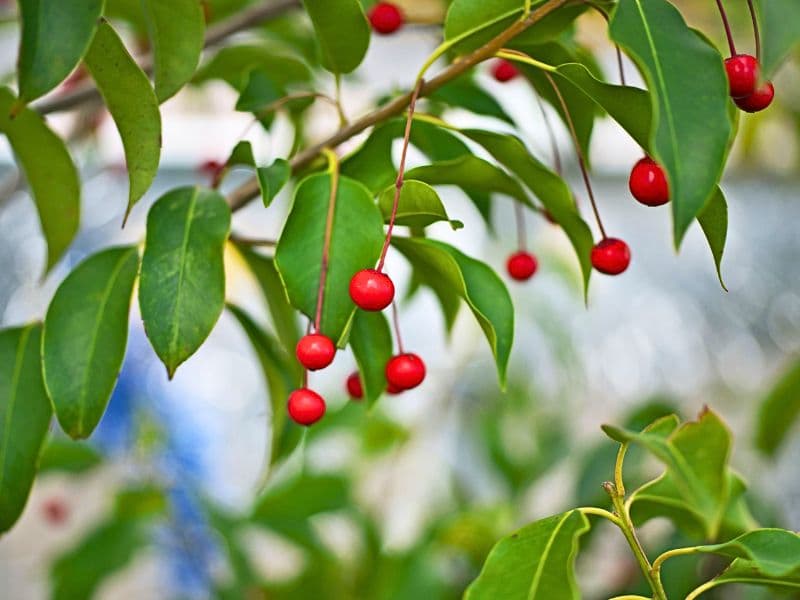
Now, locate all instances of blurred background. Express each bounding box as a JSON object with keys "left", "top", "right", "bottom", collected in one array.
[{"left": 0, "top": 0, "right": 799, "bottom": 598}]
